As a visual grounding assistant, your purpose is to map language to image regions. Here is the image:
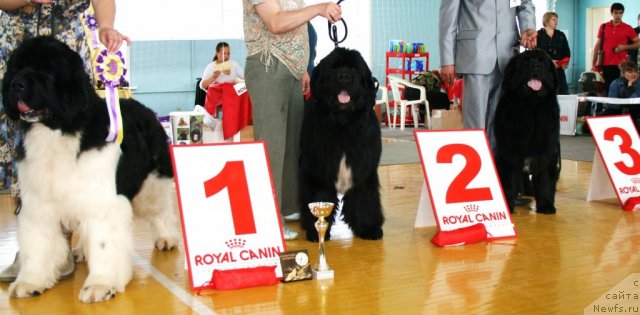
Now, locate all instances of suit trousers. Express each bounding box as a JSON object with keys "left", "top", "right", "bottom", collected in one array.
[
  {"left": 462, "top": 63, "right": 503, "bottom": 149},
  {"left": 244, "top": 54, "right": 303, "bottom": 215}
]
